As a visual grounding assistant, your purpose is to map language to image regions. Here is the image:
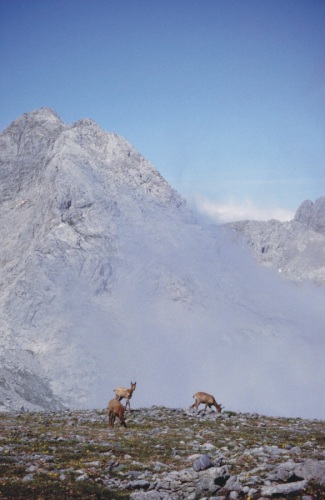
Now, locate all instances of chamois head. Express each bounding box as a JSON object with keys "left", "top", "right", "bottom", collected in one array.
[{"left": 215, "top": 402, "right": 224, "bottom": 413}]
